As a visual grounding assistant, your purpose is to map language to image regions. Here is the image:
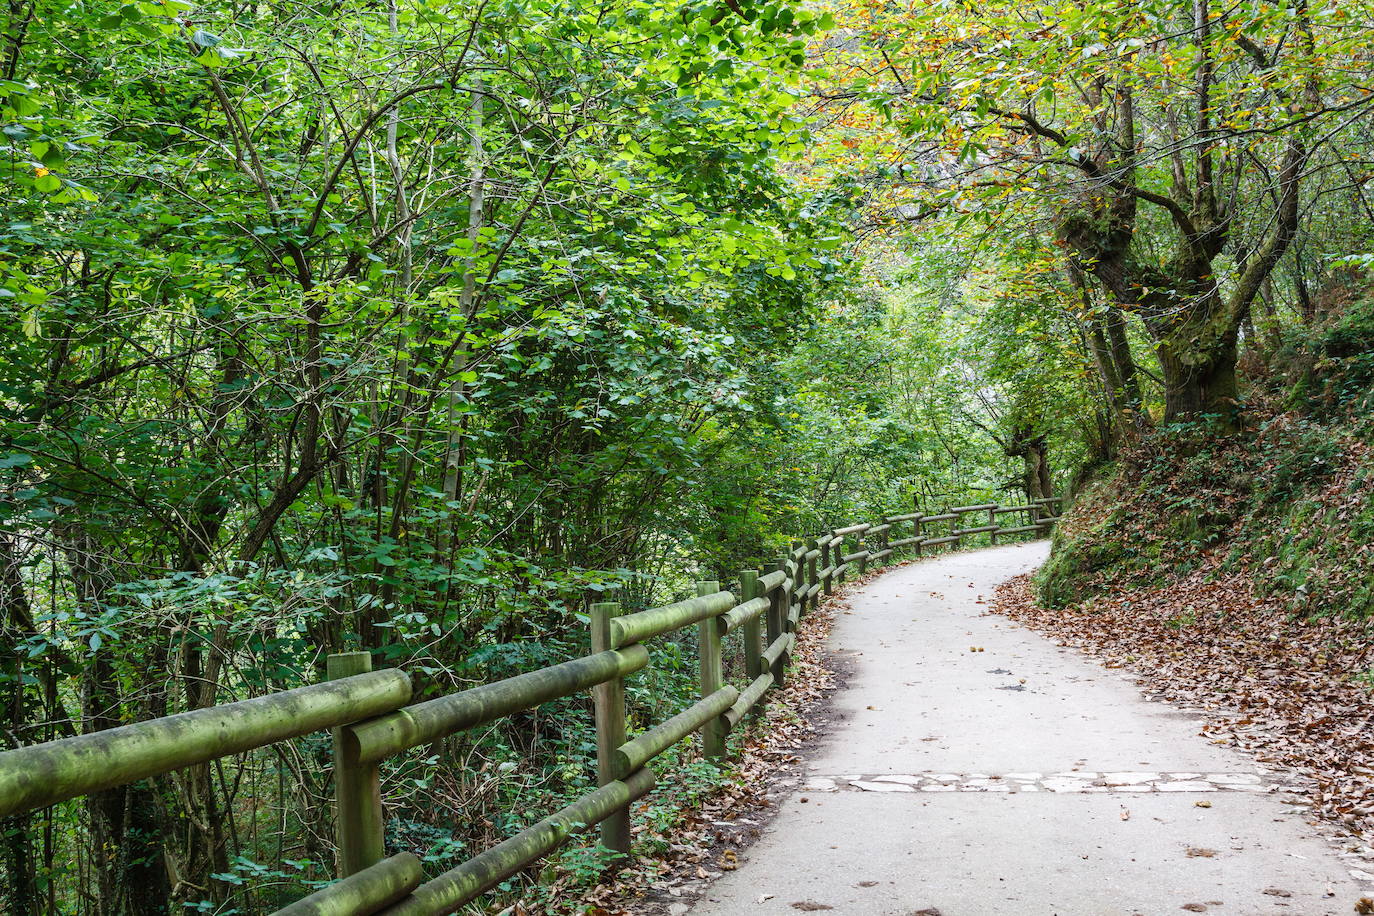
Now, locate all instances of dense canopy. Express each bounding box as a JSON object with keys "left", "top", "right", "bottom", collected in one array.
[{"left": 2, "top": 0, "right": 1373, "bottom": 911}]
